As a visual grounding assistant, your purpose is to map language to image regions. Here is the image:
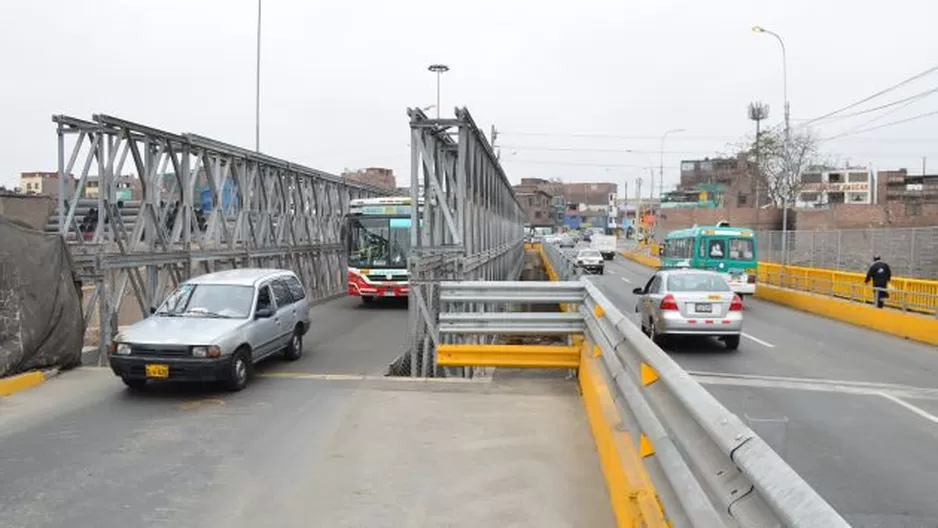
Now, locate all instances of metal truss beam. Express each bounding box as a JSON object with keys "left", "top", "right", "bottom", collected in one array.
[
  {"left": 402, "top": 107, "right": 526, "bottom": 377},
  {"left": 53, "top": 113, "right": 390, "bottom": 363}
]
